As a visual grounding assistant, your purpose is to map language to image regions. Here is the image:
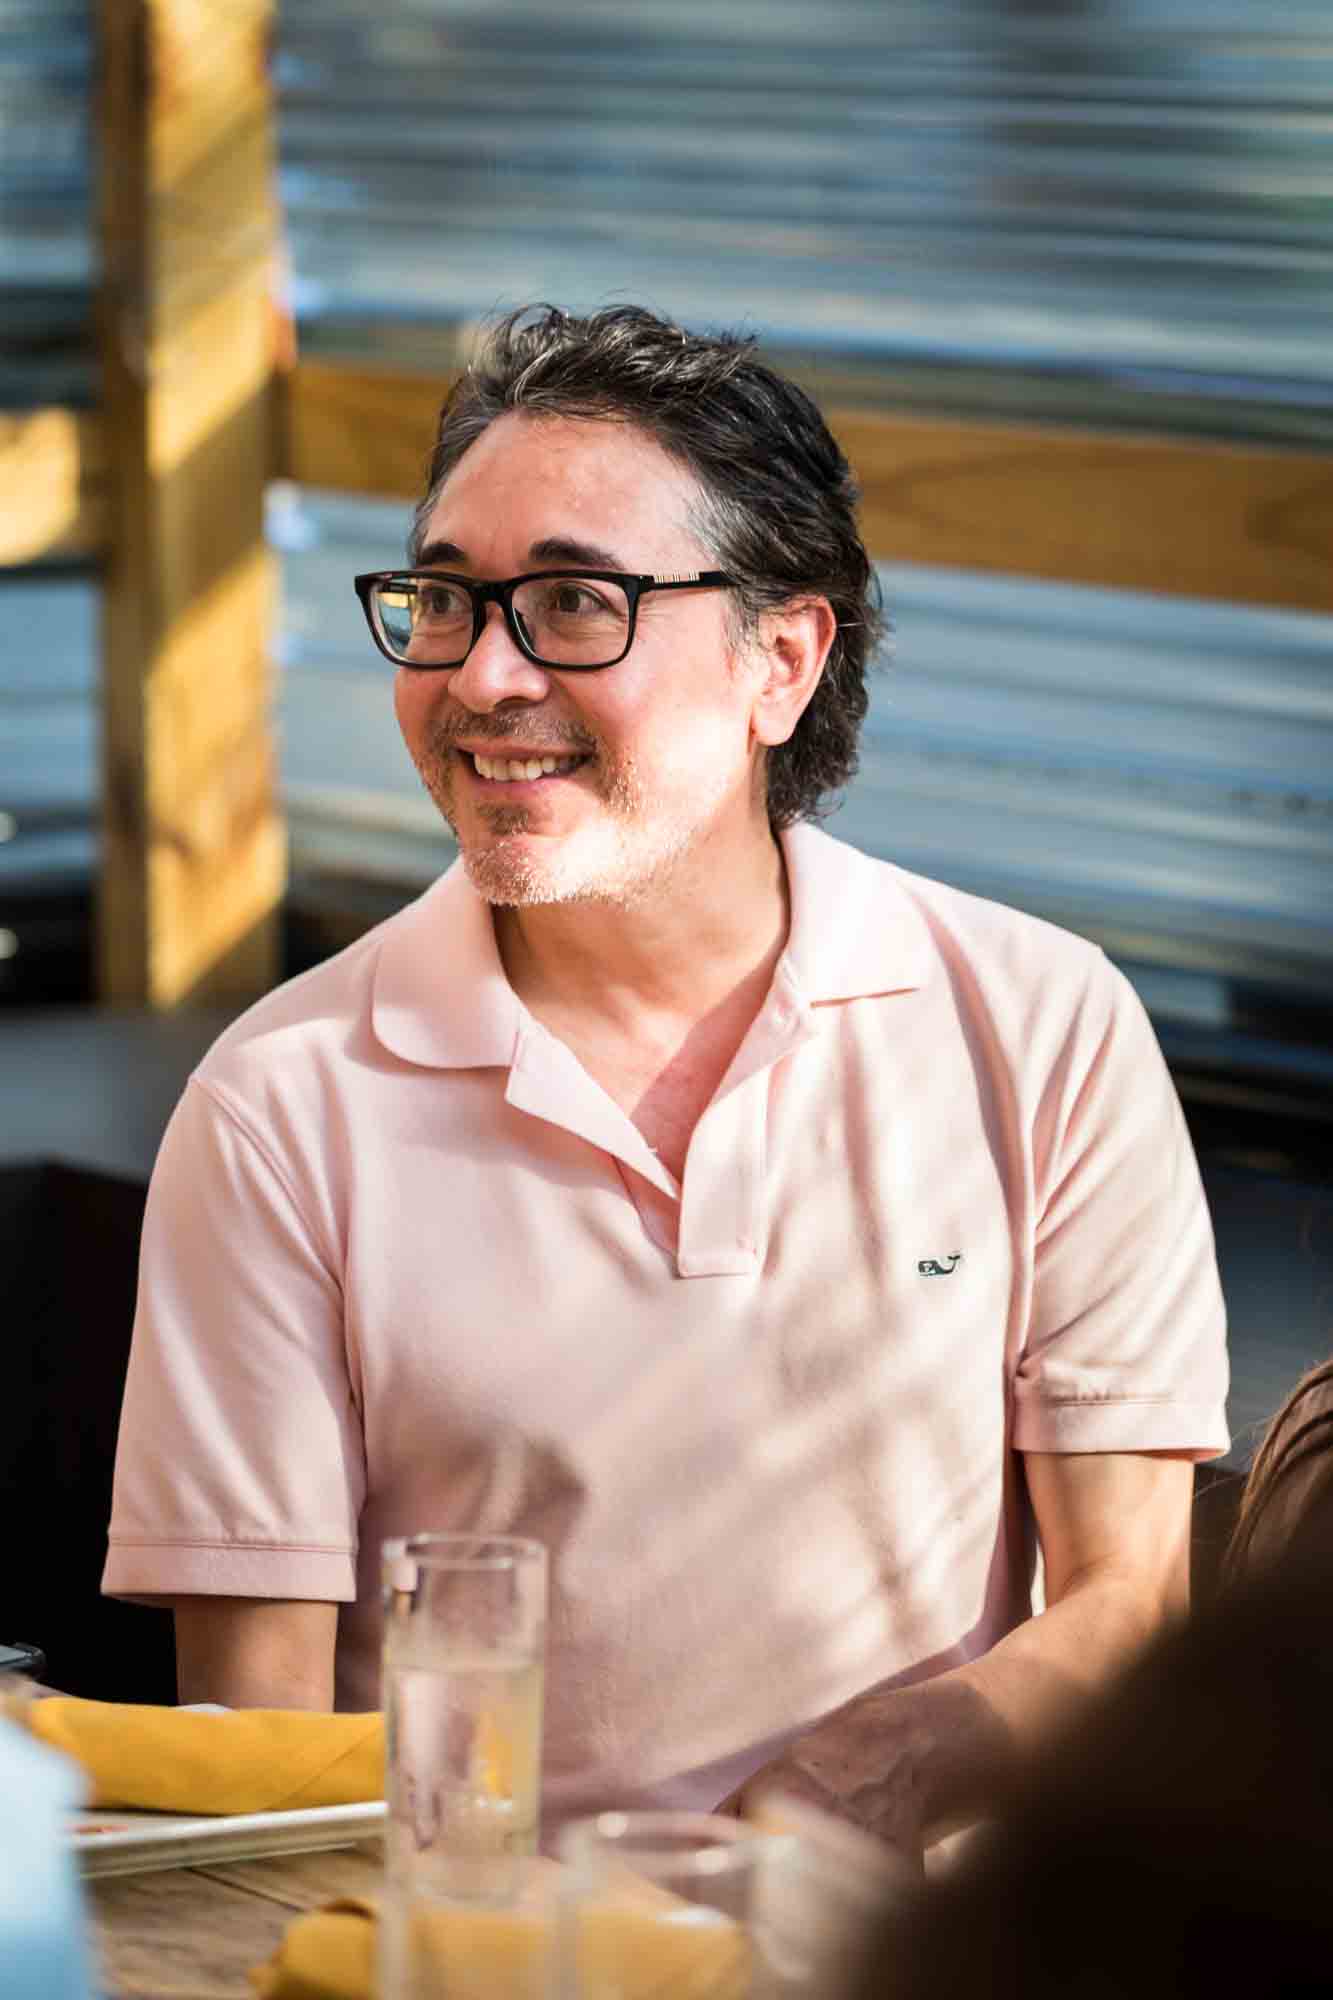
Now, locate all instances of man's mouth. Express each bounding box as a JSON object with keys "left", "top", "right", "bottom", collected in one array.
[{"left": 463, "top": 749, "right": 590, "bottom": 784}]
